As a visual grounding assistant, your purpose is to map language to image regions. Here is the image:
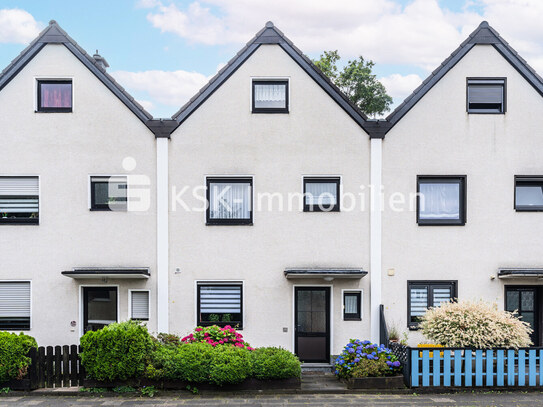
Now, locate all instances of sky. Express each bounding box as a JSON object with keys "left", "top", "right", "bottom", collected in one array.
[{"left": 0, "top": 0, "right": 541, "bottom": 118}]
